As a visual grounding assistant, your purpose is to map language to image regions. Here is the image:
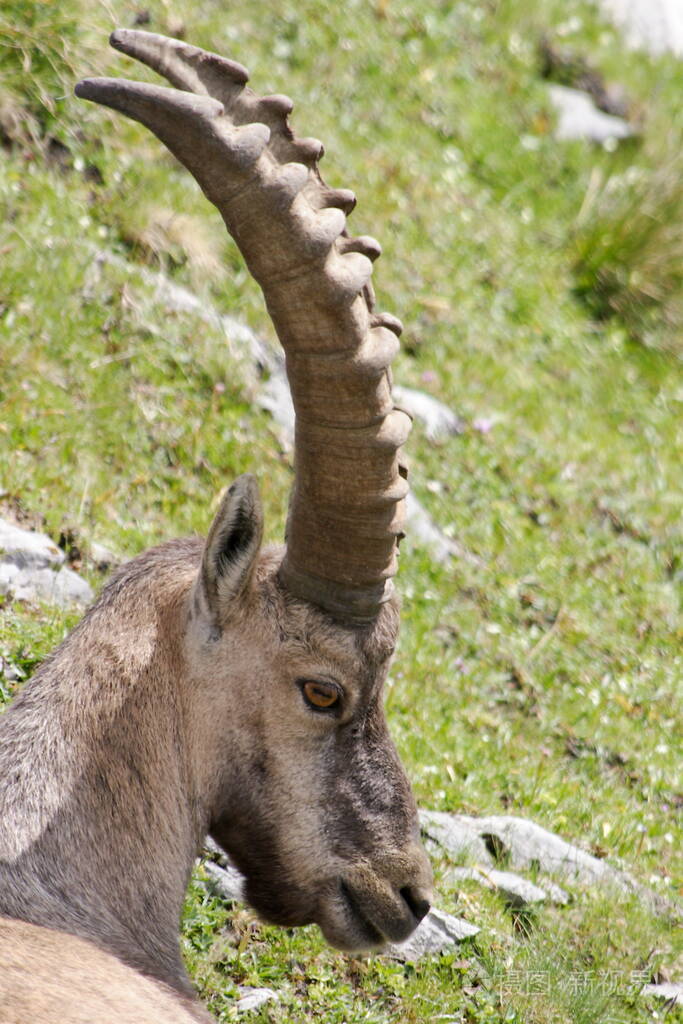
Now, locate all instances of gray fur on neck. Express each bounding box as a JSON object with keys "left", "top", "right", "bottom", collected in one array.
[{"left": 0, "top": 539, "right": 204, "bottom": 994}]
